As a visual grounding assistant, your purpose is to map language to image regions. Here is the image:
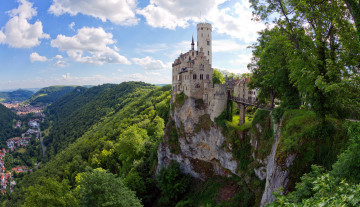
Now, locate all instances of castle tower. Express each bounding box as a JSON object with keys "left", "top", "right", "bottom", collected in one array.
[{"left": 197, "top": 23, "right": 212, "bottom": 65}]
